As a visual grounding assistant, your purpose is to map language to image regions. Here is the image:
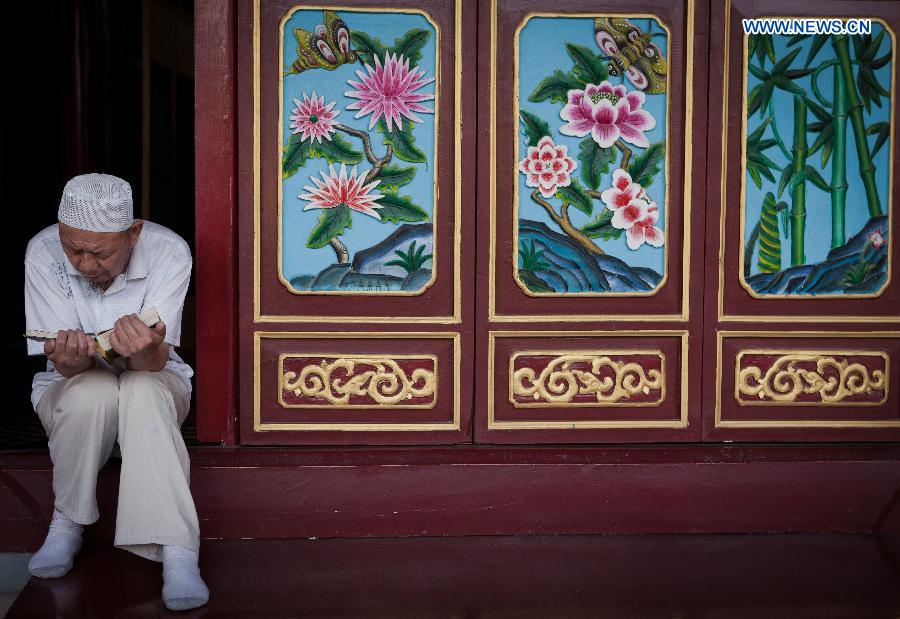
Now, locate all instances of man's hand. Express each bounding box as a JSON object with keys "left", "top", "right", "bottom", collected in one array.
[
  {"left": 109, "top": 315, "right": 169, "bottom": 372},
  {"left": 44, "top": 330, "right": 96, "bottom": 378}
]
